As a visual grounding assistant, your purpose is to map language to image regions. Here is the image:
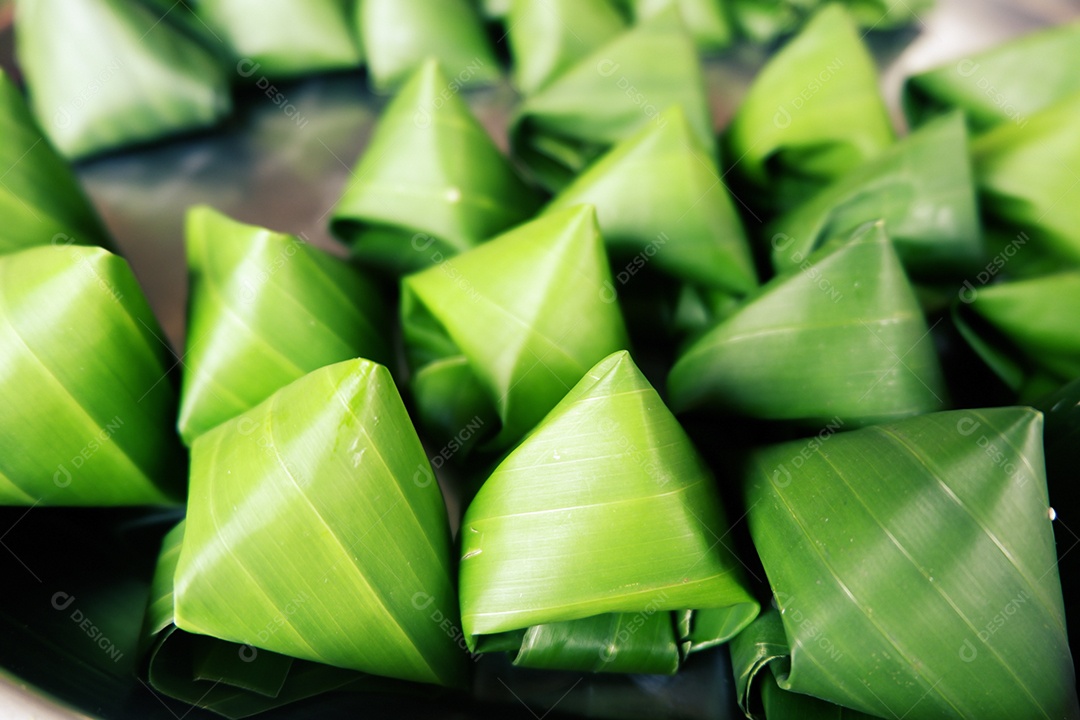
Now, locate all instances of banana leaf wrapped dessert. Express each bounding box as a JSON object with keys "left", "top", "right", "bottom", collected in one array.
[
  {"left": 0, "top": 245, "right": 184, "bottom": 505},
  {"left": 736, "top": 408, "right": 1076, "bottom": 719},
  {"left": 331, "top": 60, "right": 540, "bottom": 275},
  {"left": 178, "top": 206, "right": 390, "bottom": 445},
  {"left": 15, "top": 0, "right": 231, "bottom": 159},
  {"left": 460, "top": 351, "right": 759, "bottom": 672}
]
